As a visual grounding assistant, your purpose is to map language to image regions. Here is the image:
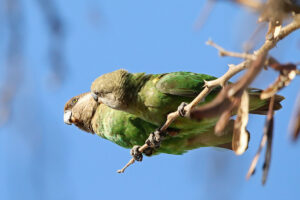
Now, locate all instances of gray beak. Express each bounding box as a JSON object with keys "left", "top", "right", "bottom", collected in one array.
[
  {"left": 91, "top": 92, "right": 98, "bottom": 102},
  {"left": 64, "top": 110, "right": 72, "bottom": 125}
]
